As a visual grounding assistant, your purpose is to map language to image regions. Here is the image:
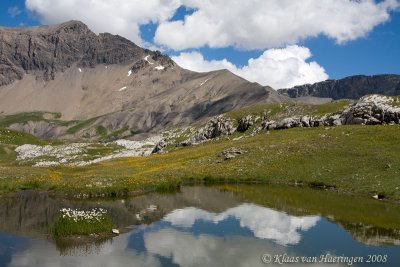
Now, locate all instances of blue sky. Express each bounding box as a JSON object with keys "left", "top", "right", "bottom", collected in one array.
[{"left": 0, "top": 0, "right": 399, "bottom": 88}]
